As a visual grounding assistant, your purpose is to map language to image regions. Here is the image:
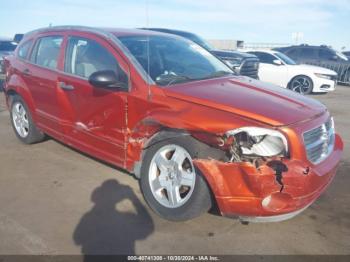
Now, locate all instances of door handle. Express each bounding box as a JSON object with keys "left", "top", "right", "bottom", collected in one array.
[
  {"left": 59, "top": 81, "right": 75, "bottom": 91},
  {"left": 22, "top": 68, "right": 32, "bottom": 76}
]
